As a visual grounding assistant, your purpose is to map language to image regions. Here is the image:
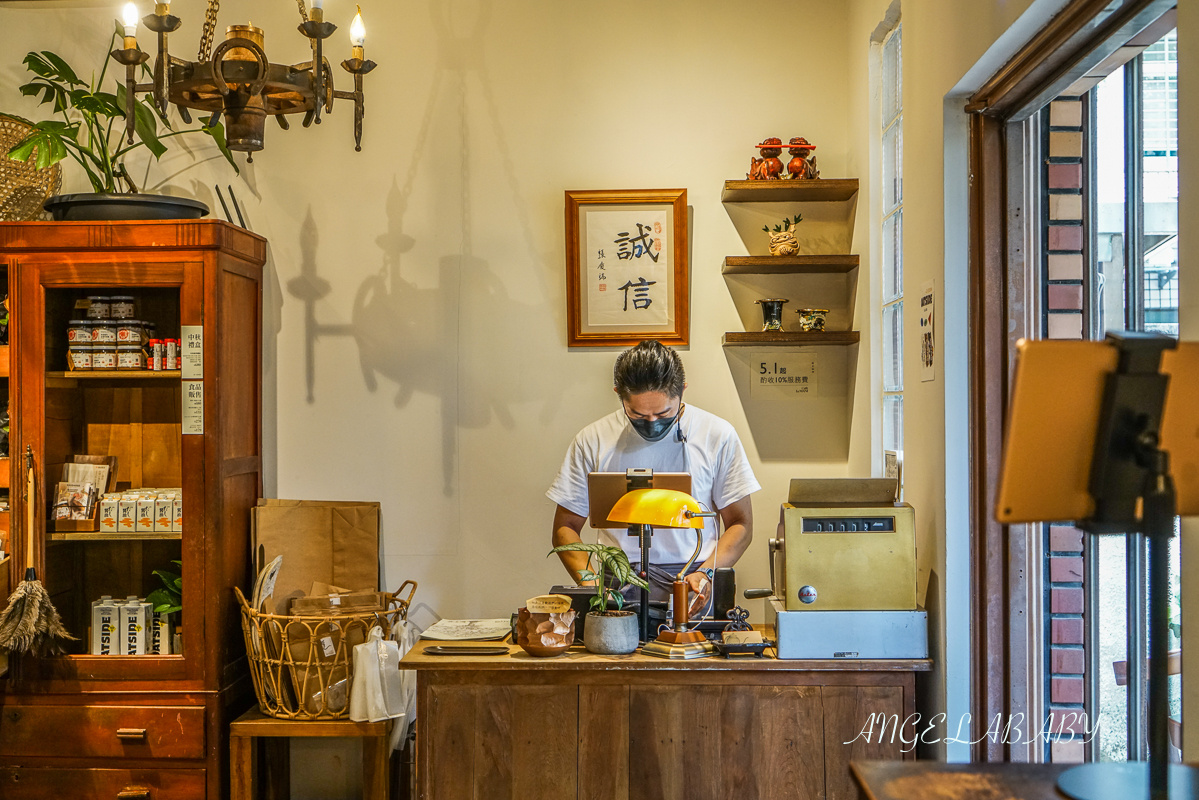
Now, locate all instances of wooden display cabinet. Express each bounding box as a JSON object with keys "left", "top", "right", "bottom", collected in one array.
[{"left": 0, "top": 220, "right": 265, "bottom": 800}]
